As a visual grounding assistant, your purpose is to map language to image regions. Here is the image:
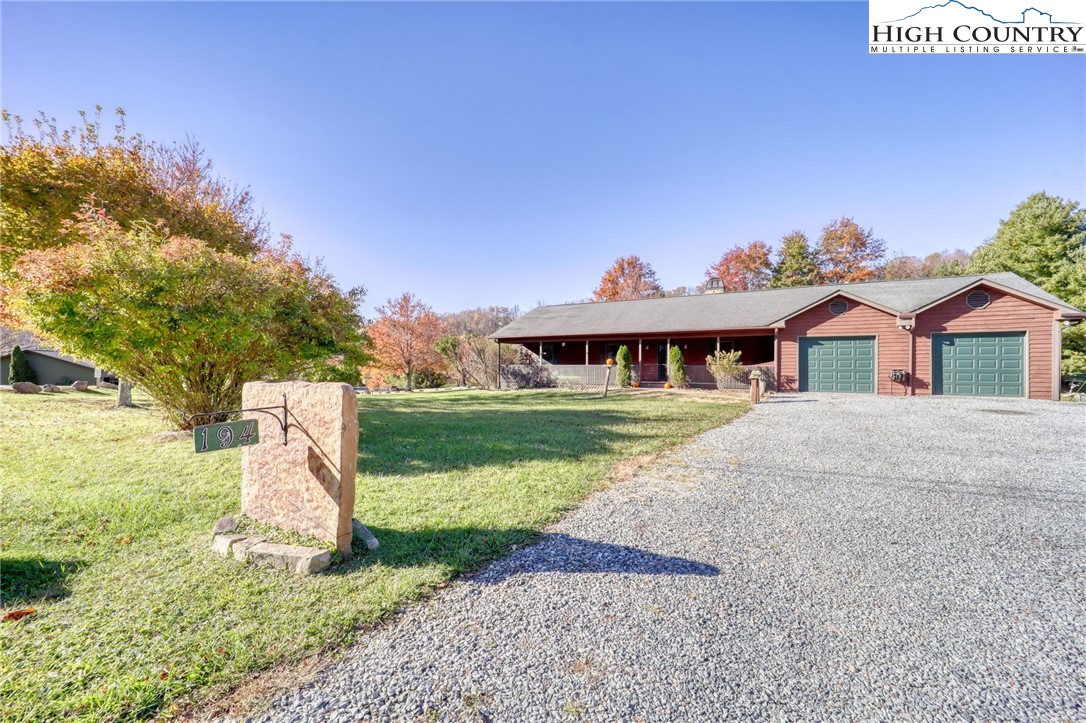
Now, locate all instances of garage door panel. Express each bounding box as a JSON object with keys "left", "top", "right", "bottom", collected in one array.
[
  {"left": 934, "top": 333, "right": 1024, "bottom": 397},
  {"left": 800, "top": 337, "right": 876, "bottom": 393}
]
